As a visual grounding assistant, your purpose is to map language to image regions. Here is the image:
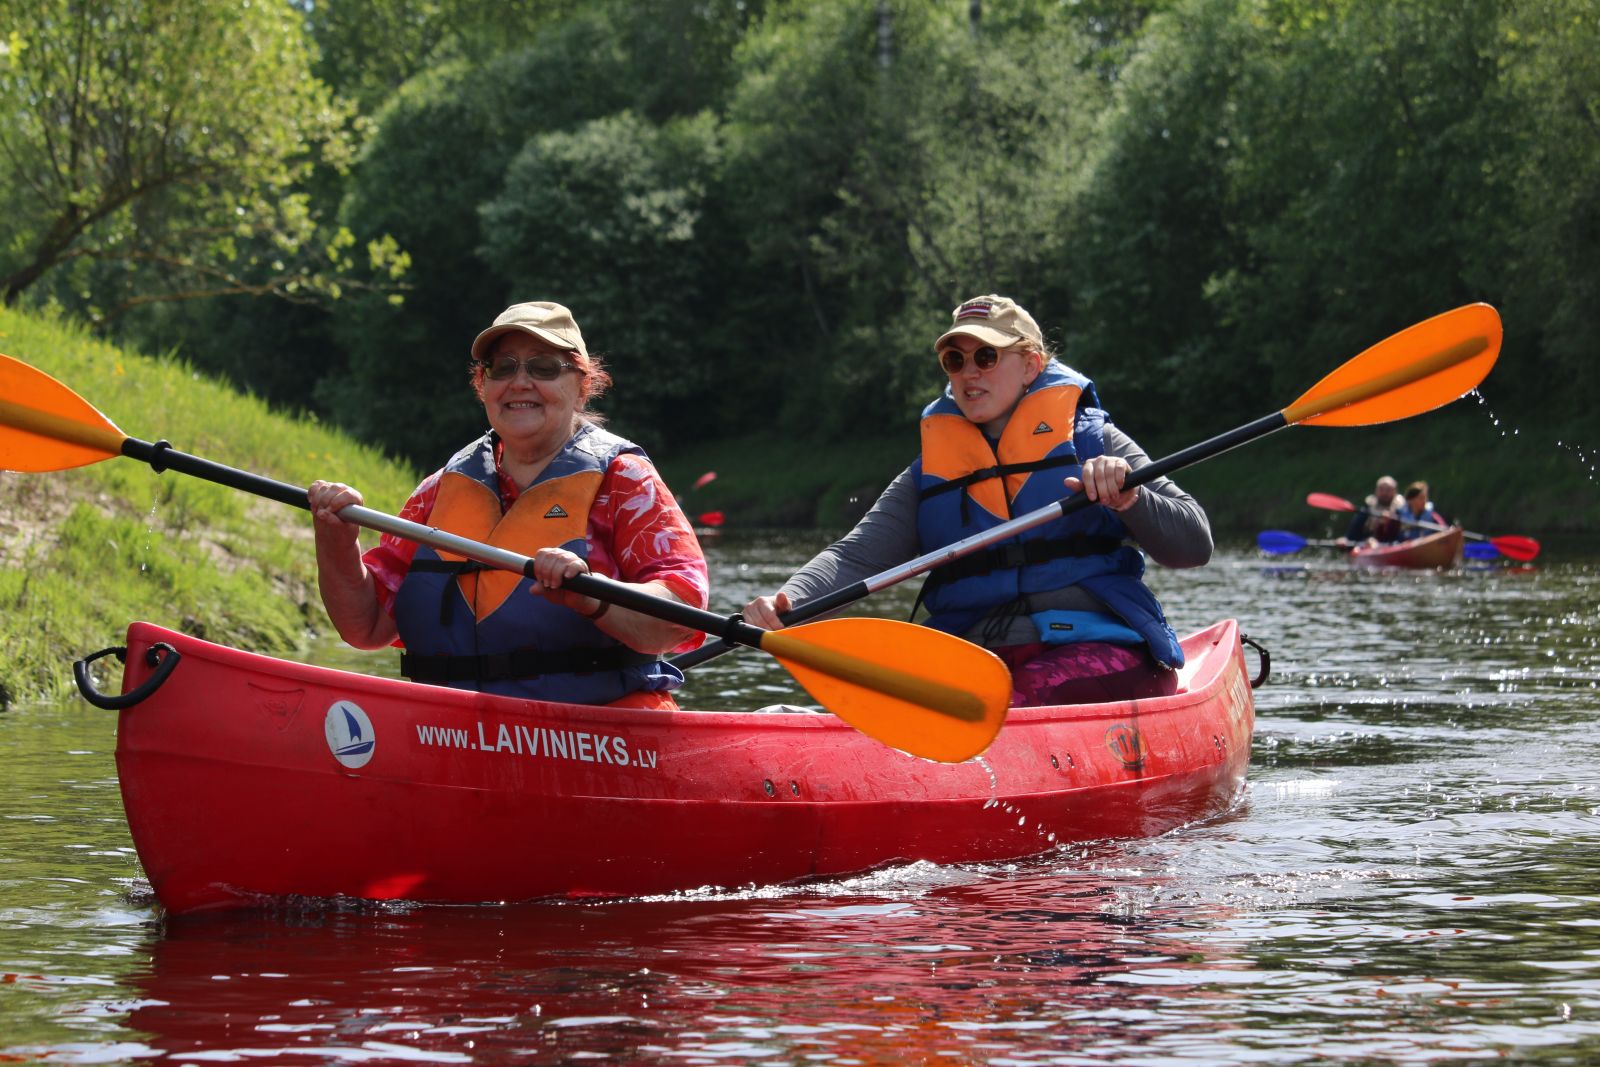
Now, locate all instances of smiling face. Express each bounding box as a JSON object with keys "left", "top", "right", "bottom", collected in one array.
[
  {"left": 478, "top": 332, "right": 585, "bottom": 458},
  {"left": 939, "top": 336, "right": 1041, "bottom": 433}
]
